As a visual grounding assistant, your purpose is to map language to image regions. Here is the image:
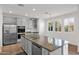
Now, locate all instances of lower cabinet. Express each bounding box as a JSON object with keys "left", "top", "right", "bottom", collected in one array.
[
  {"left": 20, "top": 36, "right": 25, "bottom": 50},
  {"left": 21, "top": 36, "right": 32, "bottom": 55},
  {"left": 21, "top": 36, "right": 64, "bottom": 55},
  {"left": 49, "top": 48, "right": 62, "bottom": 55},
  {"left": 42, "top": 48, "right": 49, "bottom": 55},
  {"left": 21, "top": 36, "right": 42, "bottom": 55},
  {"left": 24, "top": 39, "right": 28, "bottom": 53},
  {"left": 32, "top": 43, "right": 42, "bottom": 55},
  {"left": 27, "top": 40, "right": 32, "bottom": 55}
]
